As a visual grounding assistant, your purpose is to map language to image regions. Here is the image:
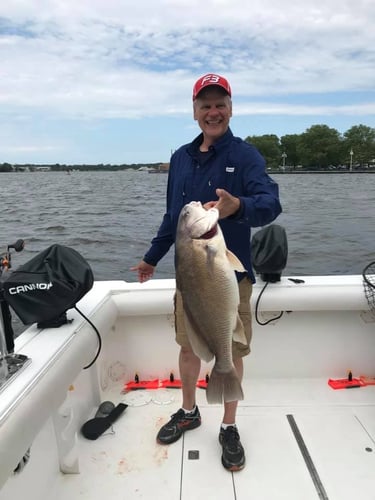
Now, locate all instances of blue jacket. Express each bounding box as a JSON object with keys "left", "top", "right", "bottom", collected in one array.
[{"left": 144, "top": 128, "right": 282, "bottom": 282}]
